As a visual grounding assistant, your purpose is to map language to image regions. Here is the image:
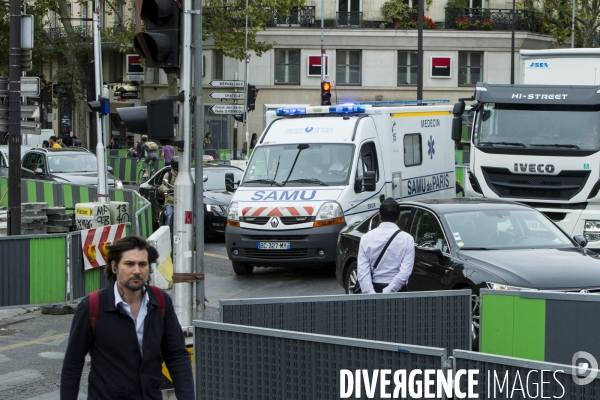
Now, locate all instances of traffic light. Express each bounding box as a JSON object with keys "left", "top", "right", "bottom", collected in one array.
[
  {"left": 247, "top": 84, "right": 258, "bottom": 112},
  {"left": 321, "top": 81, "right": 332, "bottom": 106},
  {"left": 134, "top": 0, "right": 181, "bottom": 74},
  {"left": 21, "top": 49, "right": 32, "bottom": 72},
  {"left": 117, "top": 100, "right": 176, "bottom": 139},
  {"left": 88, "top": 97, "right": 110, "bottom": 115}
]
